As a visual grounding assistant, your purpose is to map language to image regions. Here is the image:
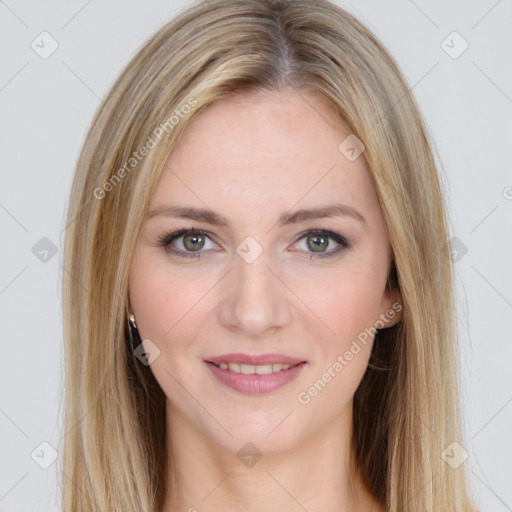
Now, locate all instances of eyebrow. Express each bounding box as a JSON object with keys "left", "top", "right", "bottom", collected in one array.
[{"left": 146, "top": 203, "right": 366, "bottom": 227}]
